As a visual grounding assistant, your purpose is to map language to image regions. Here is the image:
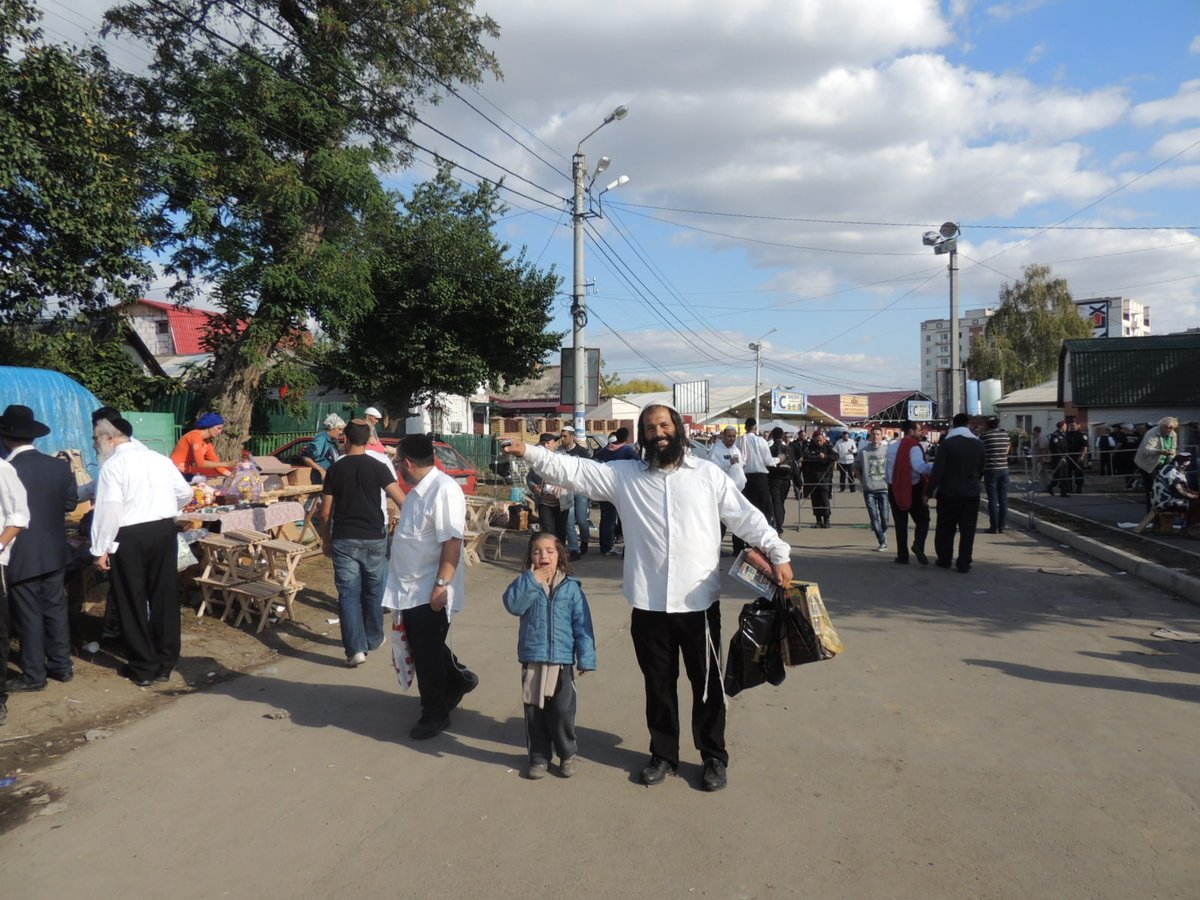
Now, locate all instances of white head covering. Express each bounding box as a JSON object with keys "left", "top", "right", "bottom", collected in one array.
[{"left": 324, "top": 414, "right": 346, "bottom": 431}]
